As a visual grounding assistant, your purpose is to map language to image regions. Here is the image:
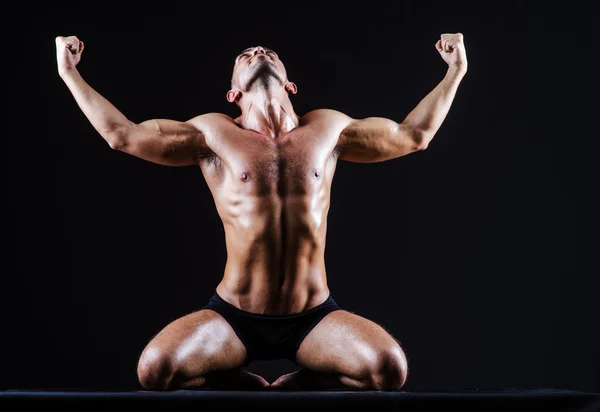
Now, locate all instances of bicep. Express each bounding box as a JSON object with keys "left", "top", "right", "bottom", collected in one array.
[
  {"left": 113, "top": 118, "right": 206, "bottom": 166},
  {"left": 338, "top": 117, "right": 424, "bottom": 163}
]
